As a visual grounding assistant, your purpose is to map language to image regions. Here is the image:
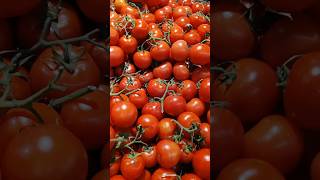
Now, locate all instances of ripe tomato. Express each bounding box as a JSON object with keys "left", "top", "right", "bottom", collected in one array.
[
  {"left": 172, "top": 6, "right": 191, "bottom": 19},
  {"left": 170, "top": 40, "right": 189, "bottom": 62},
  {"left": 138, "top": 70, "right": 154, "bottom": 84},
  {"left": 76, "top": 0, "right": 106, "bottom": 23},
  {"left": 129, "top": 89, "right": 149, "bottom": 109},
  {"left": 189, "top": 13, "right": 207, "bottom": 28},
  {"left": 121, "top": 154, "right": 145, "bottom": 179},
  {"left": 164, "top": 95, "right": 186, "bottom": 117},
  {"left": 284, "top": 52, "right": 320, "bottom": 130},
  {"left": 60, "top": 91, "right": 107, "bottom": 150},
  {"left": 181, "top": 173, "right": 201, "bottom": 180},
  {"left": 199, "top": 123, "right": 210, "bottom": 147},
  {"left": 191, "top": 65, "right": 210, "bottom": 83},
  {"left": 158, "top": 118, "right": 176, "bottom": 139},
  {"left": 153, "top": 61, "right": 173, "bottom": 79},
  {"left": 189, "top": 43, "right": 210, "bottom": 65},
  {"left": 147, "top": 78, "right": 167, "bottom": 97},
  {"left": 111, "top": 175, "right": 126, "bottom": 180},
  {"left": 1, "top": 125, "right": 88, "bottom": 180},
  {"left": 175, "top": 16, "right": 191, "bottom": 31},
  {"left": 169, "top": 25, "right": 184, "bottom": 43},
  {"left": 111, "top": 101, "right": 138, "bottom": 128},
  {"left": 192, "top": 148, "right": 210, "bottom": 179},
  {"left": 197, "top": 23, "right": 210, "bottom": 39},
  {"left": 30, "top": 46, "right": 100, "bottom": 98},
  {"left": 132, "top": 19, "right": 149, "bottom": 40},
  {"left": 141, "top": 146, "right": 157, "bottom": 168},
  {"left": 142, "top": 101, "right": 164, "bottom": 120},
  {"left": 82, "top": 41, "right": 107, "bottom": 75},
  {"left": 199, "top": 77, "right": 210, "bottom": 103},
  {"left": 120, "top": 5, "right": 139, "bottom": 18},
  {"left": 213, "top": 11, "right": 255, "bottom": 60},
  {"left": 0, "top": 0, "right": 41, "bottom": 18},
  {"left": 173, "top": 62, "right": 190, "bottom": 80},
  {"left": 119, "top": 76, "right": 142, "bottom": 92},
  {"left": 186, "top": 98, "right": 205, "bottom": 117},
  {"left": 142, "top": 13, "right": 156, "bottom": 24},
  {"left": 177, "top": 112, "right": 200, "bottom": 129},
  {"left": 184, "top": 29, "right": 201, "bottom": 45},
  {"left": 137, "top": 114, "right": 159, "bottom": 140},
  {"left": 178, "top": 80, "right": 197, "bottom": 101},
  {"left": 137, "top": 170, "right": 152, "bottom": 180},
  {"left": 133, "top": 50, "right": 152, "bottom": 70},
  {"left": 213, "top": 107, "right": 244, "bottom": 171},
  {"left": 217, "top": 159, "right": 285, "bottom": 180},
  {"left": 150, "top": 41, "right": 170, "bottom": 62},
  {"left": 214, "top": 58, "right": 280, "bottom": 124},
  {"left": 119, "top": 35, "right": 138, "bottom": 54},
  {"left": 244, "top": 115, "right": 303, "bottom": 174},
  {"left": 110, "top": 46, "right": 125, "bottom": 67},
  {"left": 156, "top": 139, "right": 181, "bottom": 168},
  {"left": 151, "top": 168, "right": 176, "bottom": 180},
  {"left": 110, "top": 27, "right": 120, "bottom": 45}
]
